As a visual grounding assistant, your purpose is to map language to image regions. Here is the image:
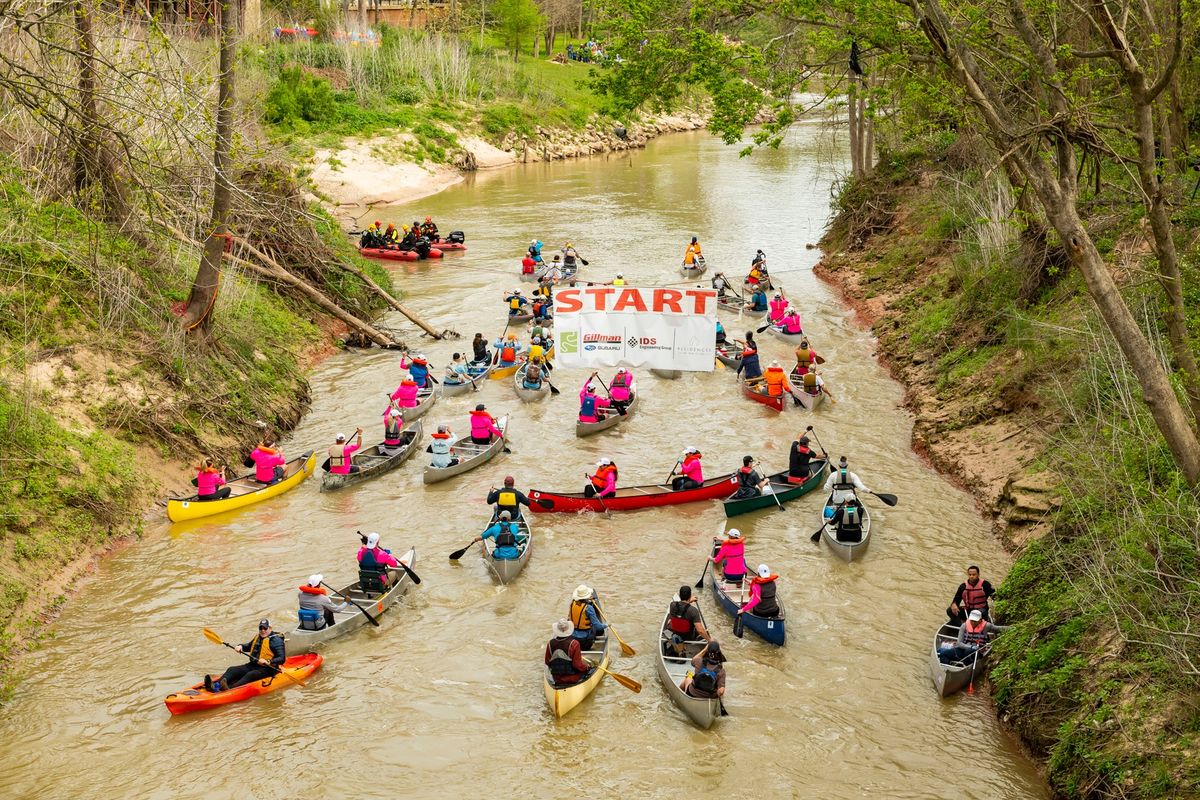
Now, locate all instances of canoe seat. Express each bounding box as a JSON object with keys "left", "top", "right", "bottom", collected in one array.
[
  {"left": 297, "top": 608, "right": 326, "bottom": 630},
  {"left": 358, "top": 570, "right": 388, "bottom": 596}
]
